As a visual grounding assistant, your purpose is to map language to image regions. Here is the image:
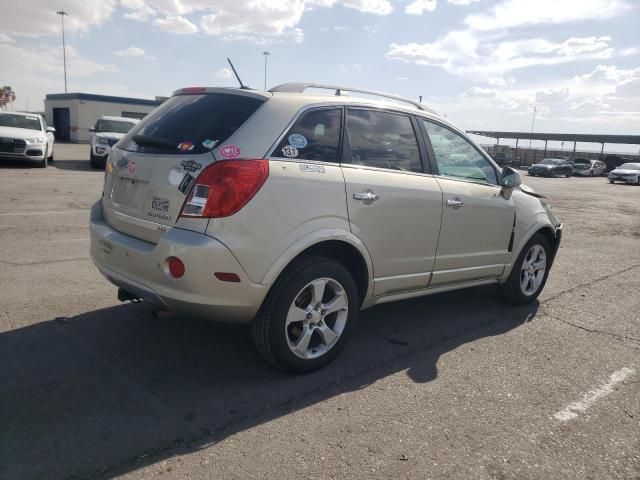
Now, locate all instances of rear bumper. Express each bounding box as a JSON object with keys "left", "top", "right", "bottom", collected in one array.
[
  {"left": 572, "top": 169, "right": 590, "bottom": 176},
  {"left": 90, "top": 202, "right": 269, "bottom": 323}
]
